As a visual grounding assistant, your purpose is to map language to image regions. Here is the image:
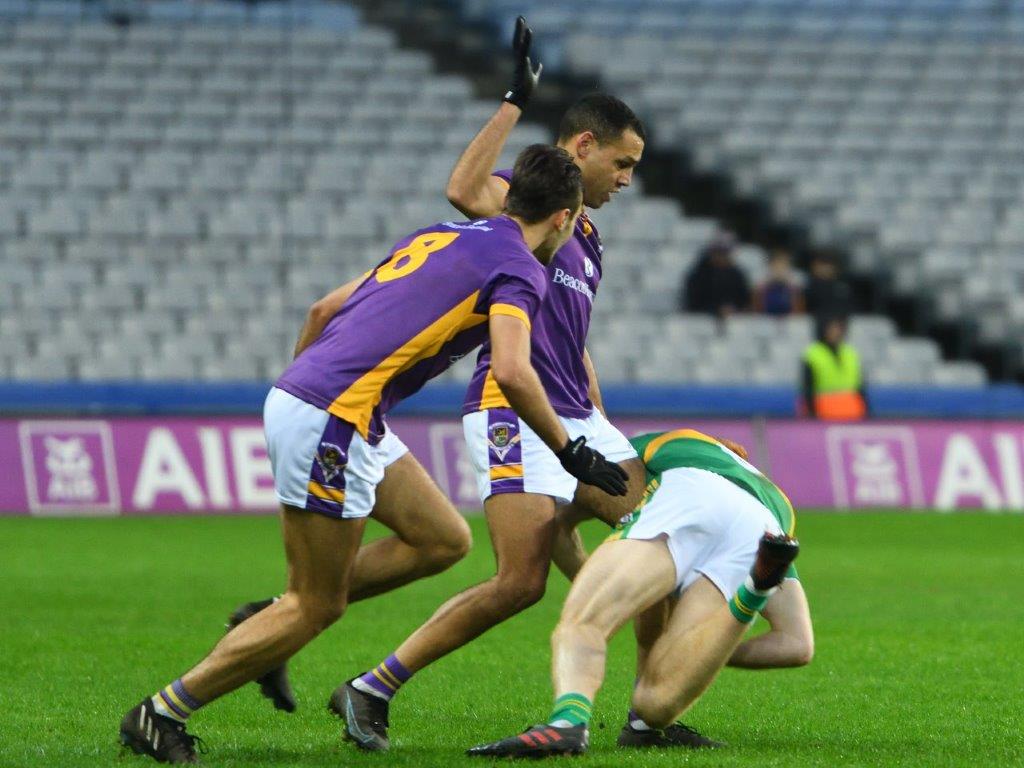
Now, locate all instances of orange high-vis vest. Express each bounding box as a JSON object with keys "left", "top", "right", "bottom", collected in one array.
[{"left": 803, "top": 341, "right": 866, "bottom": 421}]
